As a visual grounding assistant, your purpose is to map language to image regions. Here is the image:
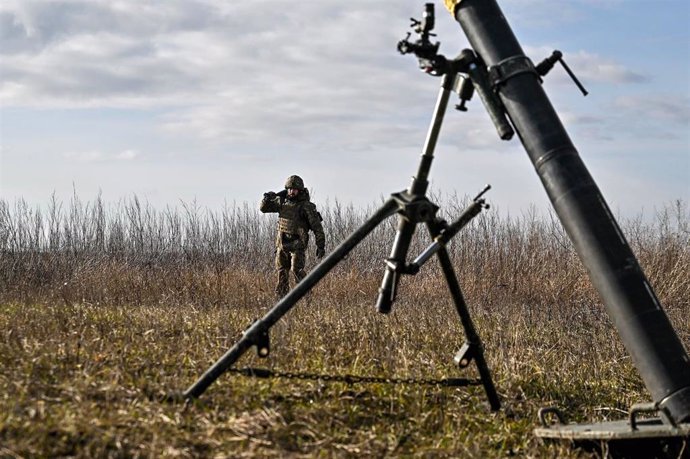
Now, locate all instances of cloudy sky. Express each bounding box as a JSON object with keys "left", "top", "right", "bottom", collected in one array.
[{"left": 1, "top": 0, "right": 688, "bottom": 218}]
